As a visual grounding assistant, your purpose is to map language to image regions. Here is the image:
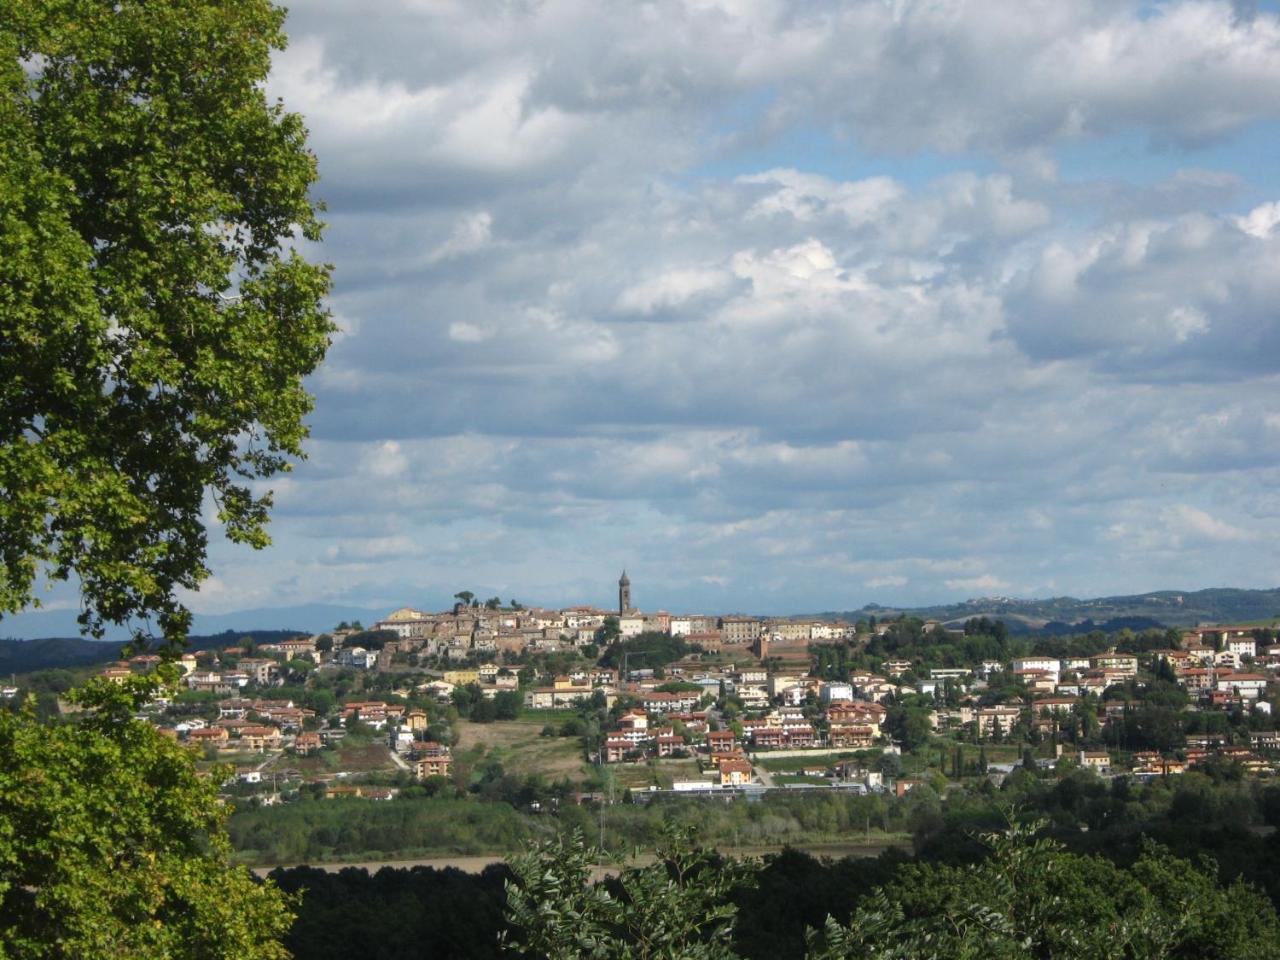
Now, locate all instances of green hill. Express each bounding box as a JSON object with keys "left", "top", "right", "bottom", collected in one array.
[{"left": 823, "top": 587, "right": 1280, "bottom": 632}]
